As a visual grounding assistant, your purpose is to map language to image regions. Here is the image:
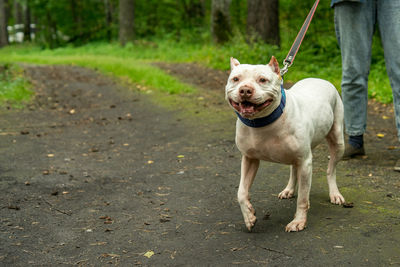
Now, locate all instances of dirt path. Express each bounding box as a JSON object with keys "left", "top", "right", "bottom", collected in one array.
[{"left": 1, "top": 64, "right": 400, "bottom": 266}]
